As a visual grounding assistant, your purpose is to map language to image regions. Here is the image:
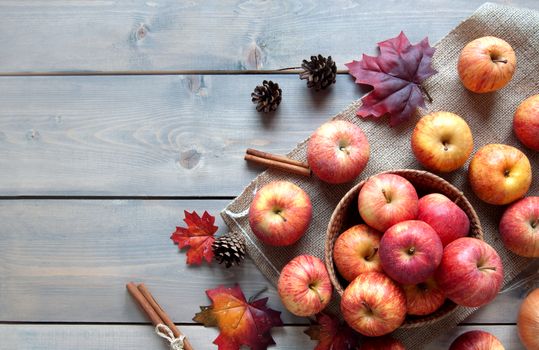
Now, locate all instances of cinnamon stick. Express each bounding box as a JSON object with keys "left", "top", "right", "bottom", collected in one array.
[
  {"left": 126, "top": 282, "right": 162, "bottom": 327},
  {"left": 245, "top": 154, "right": 311, "bottom": 177},
  {"left": 246, "top": 148, "right": 309, "bottom": 169},
  {"left": 137, "top": 284, "right": 194, "bottom": 350}
]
